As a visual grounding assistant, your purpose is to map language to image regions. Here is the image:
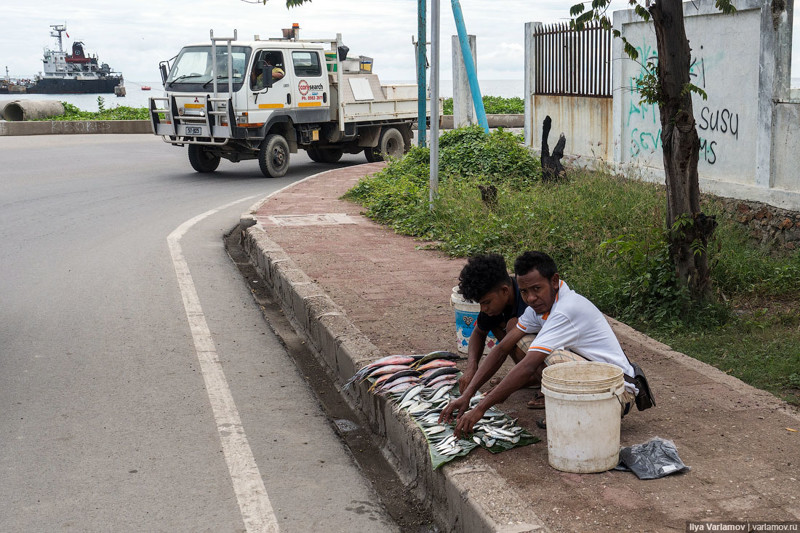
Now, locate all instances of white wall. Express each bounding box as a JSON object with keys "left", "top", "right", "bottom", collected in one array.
[
  {"left": 525, "top": 0, "right": 800, "bottom": 211},
  {"left": 613, "top": 5, "right": 762, "bottom": 186}
]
